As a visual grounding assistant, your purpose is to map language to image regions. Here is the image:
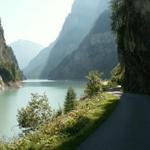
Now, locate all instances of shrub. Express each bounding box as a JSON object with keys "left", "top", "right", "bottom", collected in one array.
[
  {"left": 61, "top": 115, "right": 89, "bottom": 136},
  {"left": 64, "top": 87, "right": 76, "bottom": 114},
  {"left": 17, "top": 93, "right": 52, "bottom": 132},
  {"left": 54, "top": 106, "right": 63, "bottom": 118},
  {"left": 110, "top": 63, "right": 123, "bottom": 86},
  {"left": 84, "top": 71, "right": 103, "bottom": 97}
]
